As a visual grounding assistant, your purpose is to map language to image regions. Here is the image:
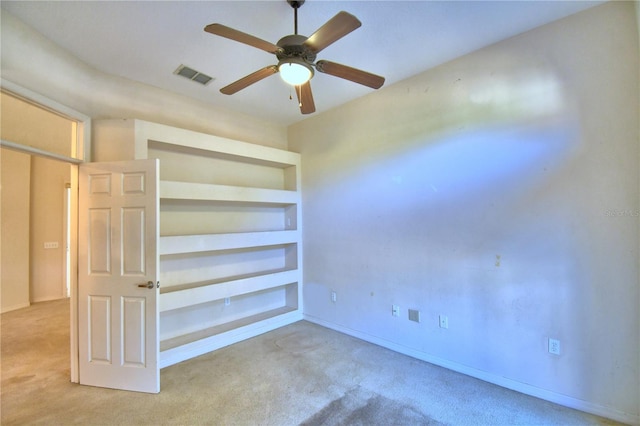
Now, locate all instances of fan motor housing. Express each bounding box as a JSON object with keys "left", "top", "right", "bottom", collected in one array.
[{"left": 276, "top": 35, "right": 316, "bottom": 64}]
